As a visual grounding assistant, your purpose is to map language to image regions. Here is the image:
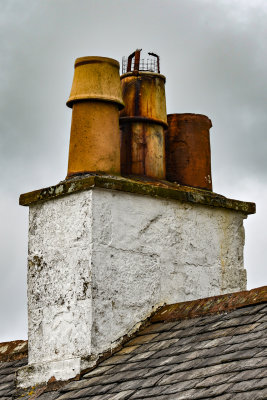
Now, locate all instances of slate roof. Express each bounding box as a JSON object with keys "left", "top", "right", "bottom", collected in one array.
[
  {"left": 1, "top": 287, "right": 267, "bottom": 399},
  {"left": 0, "top": 341, "right": 27, "bottom": 399}
]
